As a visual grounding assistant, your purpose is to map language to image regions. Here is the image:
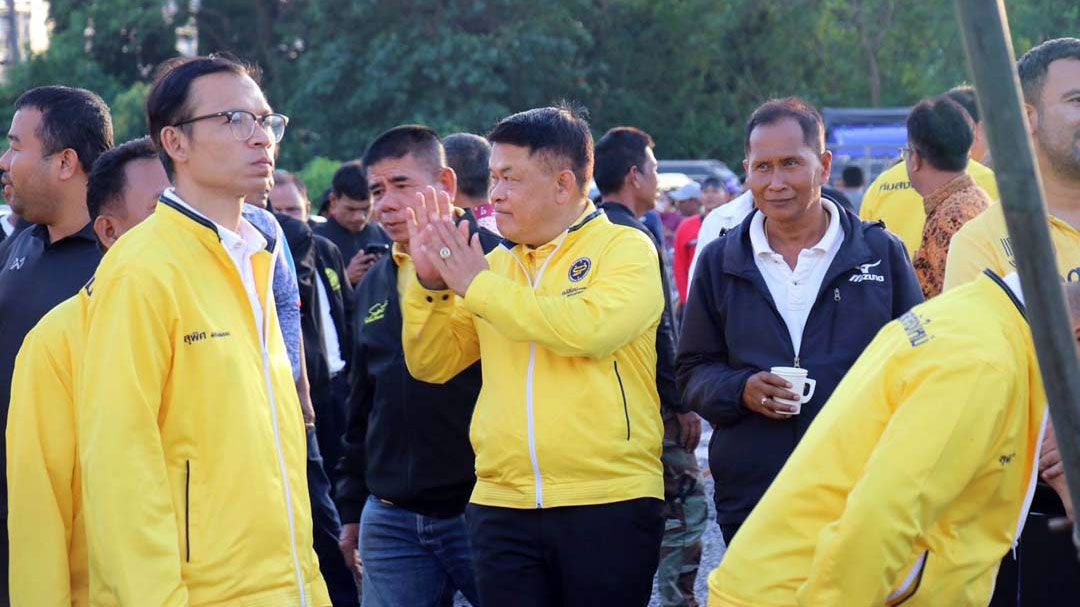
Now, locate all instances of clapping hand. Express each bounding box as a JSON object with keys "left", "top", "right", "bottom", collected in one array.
[
  {"left": 405, "top": 186, "right": 455, "bottom": 290},
  {"left": 405, "top": 185, "right": 489, "bottom": 297},
  {"left": 421, "top": 217, "right": 489, "bottom": 297}
]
